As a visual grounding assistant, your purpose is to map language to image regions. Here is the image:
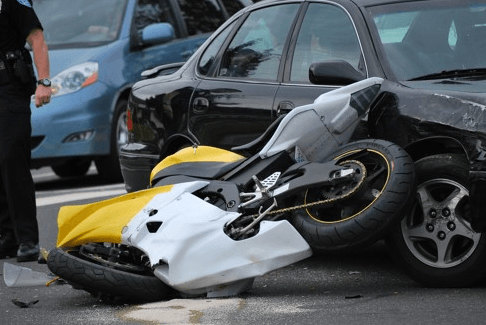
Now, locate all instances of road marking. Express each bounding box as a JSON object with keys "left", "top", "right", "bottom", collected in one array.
[
  {"left": 36, "top": 187, "right": 127, "bottom": 207},
  {"left": 32, "top": 165, "right": 98, "bottom": 182}
]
